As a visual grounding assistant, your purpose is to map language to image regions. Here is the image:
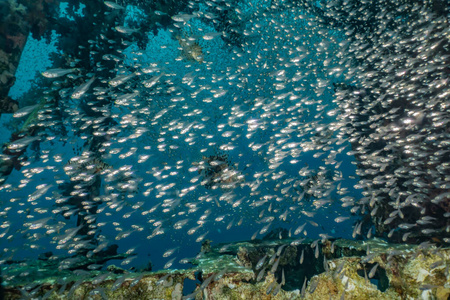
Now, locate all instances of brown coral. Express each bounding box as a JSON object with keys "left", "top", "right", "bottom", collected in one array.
[{"left": 5, "top": 33, "right": 27, "bottom": 49}]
